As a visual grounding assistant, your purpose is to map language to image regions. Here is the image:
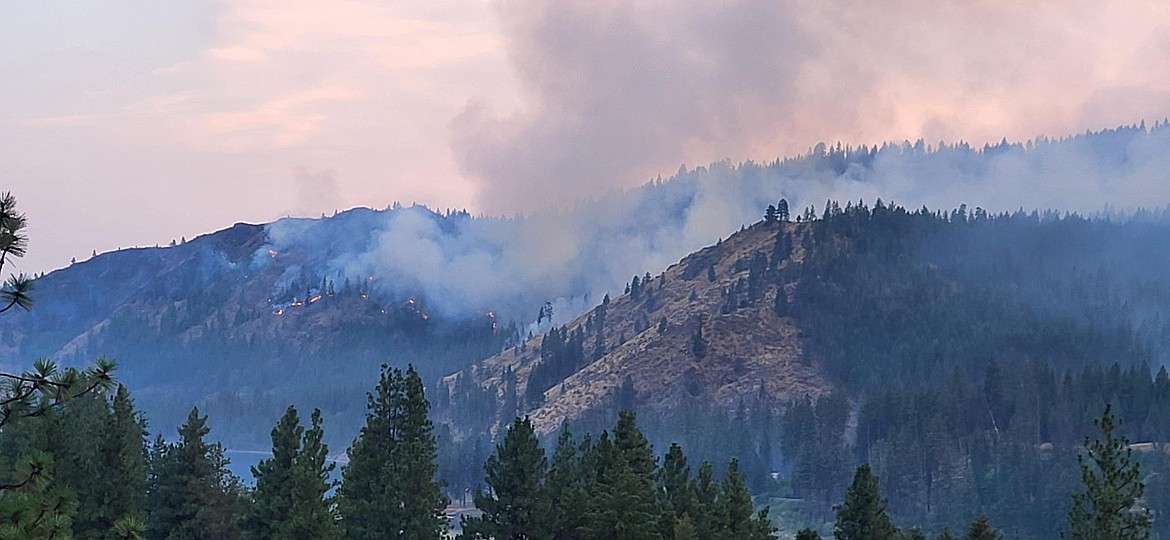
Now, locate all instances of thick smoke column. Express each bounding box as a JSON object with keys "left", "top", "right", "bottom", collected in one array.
[
  {"left": 453, "top": 0, "right": 1170, "bottom": 215},
  {"left": 264, "top": 125, "right": 1170, "bottom": 325}
]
